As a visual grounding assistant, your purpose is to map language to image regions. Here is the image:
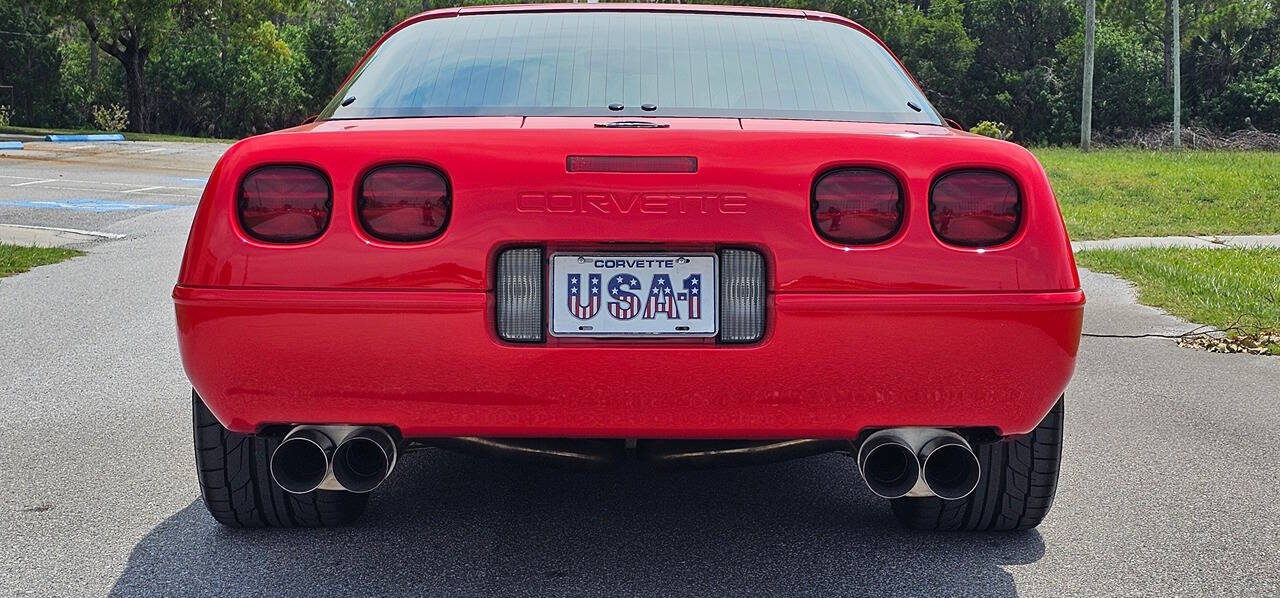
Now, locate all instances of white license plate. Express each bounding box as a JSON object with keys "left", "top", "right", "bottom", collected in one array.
[{"left": 550, "top": 253, "right": 717, "bottom": 337}]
